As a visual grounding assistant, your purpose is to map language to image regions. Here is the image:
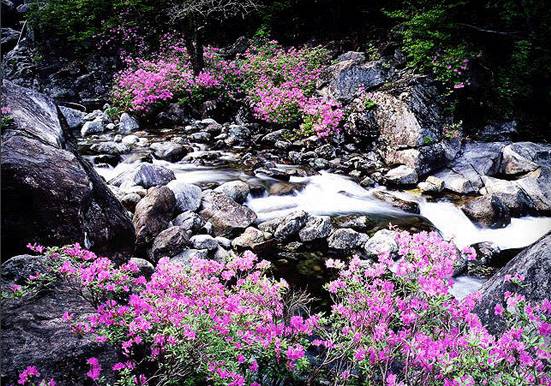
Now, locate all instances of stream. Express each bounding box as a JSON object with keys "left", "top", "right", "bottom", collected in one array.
[{"left": 94, "top": 149, "right": 551, "bottom": 302}]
